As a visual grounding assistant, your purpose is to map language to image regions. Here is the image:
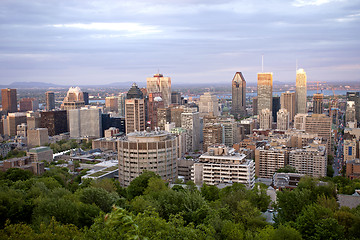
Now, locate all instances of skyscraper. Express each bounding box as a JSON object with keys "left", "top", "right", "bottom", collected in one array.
[
  {"left": 1, "top": 88, "right": 17, "bottom": 114},
  {"left": 231, "top": 72, "right": 247, "bottom": 118},
  {"left": 313, "top": 93, "right": 324, "bottom": 114},
  {"left": 45, "top": 91, "right": 55, "bottom": 111},
  {"left": 125, "top": 83, "right": 145, "bottom": 134},
  {"left": 296, "top": 69, "right": 307, "bottom": 114},
  {"left": 199, "top": 92, "right": 220, "bottom": 117},
  {"left": 69, "top": 107, "right": 102, "bottom": 138},
  {"left": 146, "top": 73, "right": 171, "bottom": 108},
  {"left": 19, "top": 98, "right": 39, "bottom": 112},
  {"left": 105, "top": 96, "right": 118, "bottom": 113},
  {"left": 257, "top": 73, "right": 273, "bottom": 114},
  {"left": 277, "top": 108, "right": 289, "bottom": 130},
  {"left": 118, "top": 93, "right": 126, "bottom": 117},
  {"left": 272, "top": 96, "right": 280, "bottom": 122},
  {"left": 280, "top": 91, "right": 296, "bottom": 122},
  {"left": 61, "top": 87, "right": 85, "bottom": 111},
  {"left": 259, "top": 108, "right": 272, "bottom": 130}
]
